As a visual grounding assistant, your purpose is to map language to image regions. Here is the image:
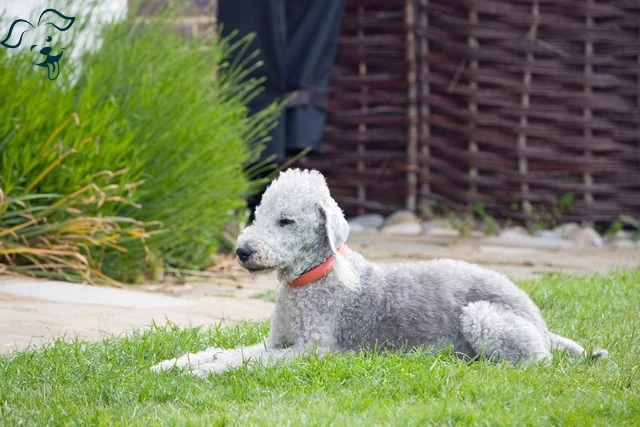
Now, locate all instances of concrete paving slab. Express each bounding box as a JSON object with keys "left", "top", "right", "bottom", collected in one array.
[
  {"left": 0, "top": 279, "right": 196, "bottom": 309},
  {"left": 0, "top": 276, "right": 276, "bottom": 353},
  {"left": 347, "top": 232, "right": 640, "bottom": 280},
  {"left": 485, "top": 235, "right": 574, "bottom": 250}
]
